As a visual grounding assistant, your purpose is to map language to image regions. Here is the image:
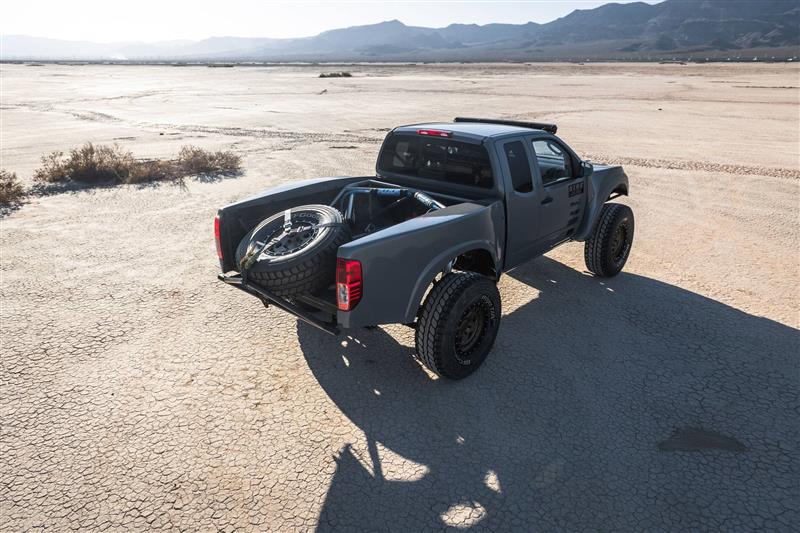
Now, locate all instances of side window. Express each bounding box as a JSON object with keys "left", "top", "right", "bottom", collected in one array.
[
  {"left": 532, "top": 139, "right": 573, "bottom": 186},
  {"left": 503, "top": 141, "right": 533, "bottom": 193}
]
